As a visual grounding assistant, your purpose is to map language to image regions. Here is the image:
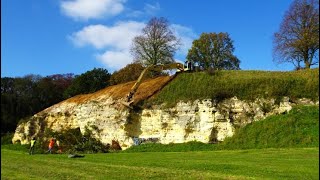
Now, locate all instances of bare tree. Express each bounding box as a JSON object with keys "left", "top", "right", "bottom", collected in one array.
[
  {"left": 130, "top": 17, "right": 180, "bottom": 66},
  {"left": 273, "top": 0, "right": 319, "bottom": 69}
]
